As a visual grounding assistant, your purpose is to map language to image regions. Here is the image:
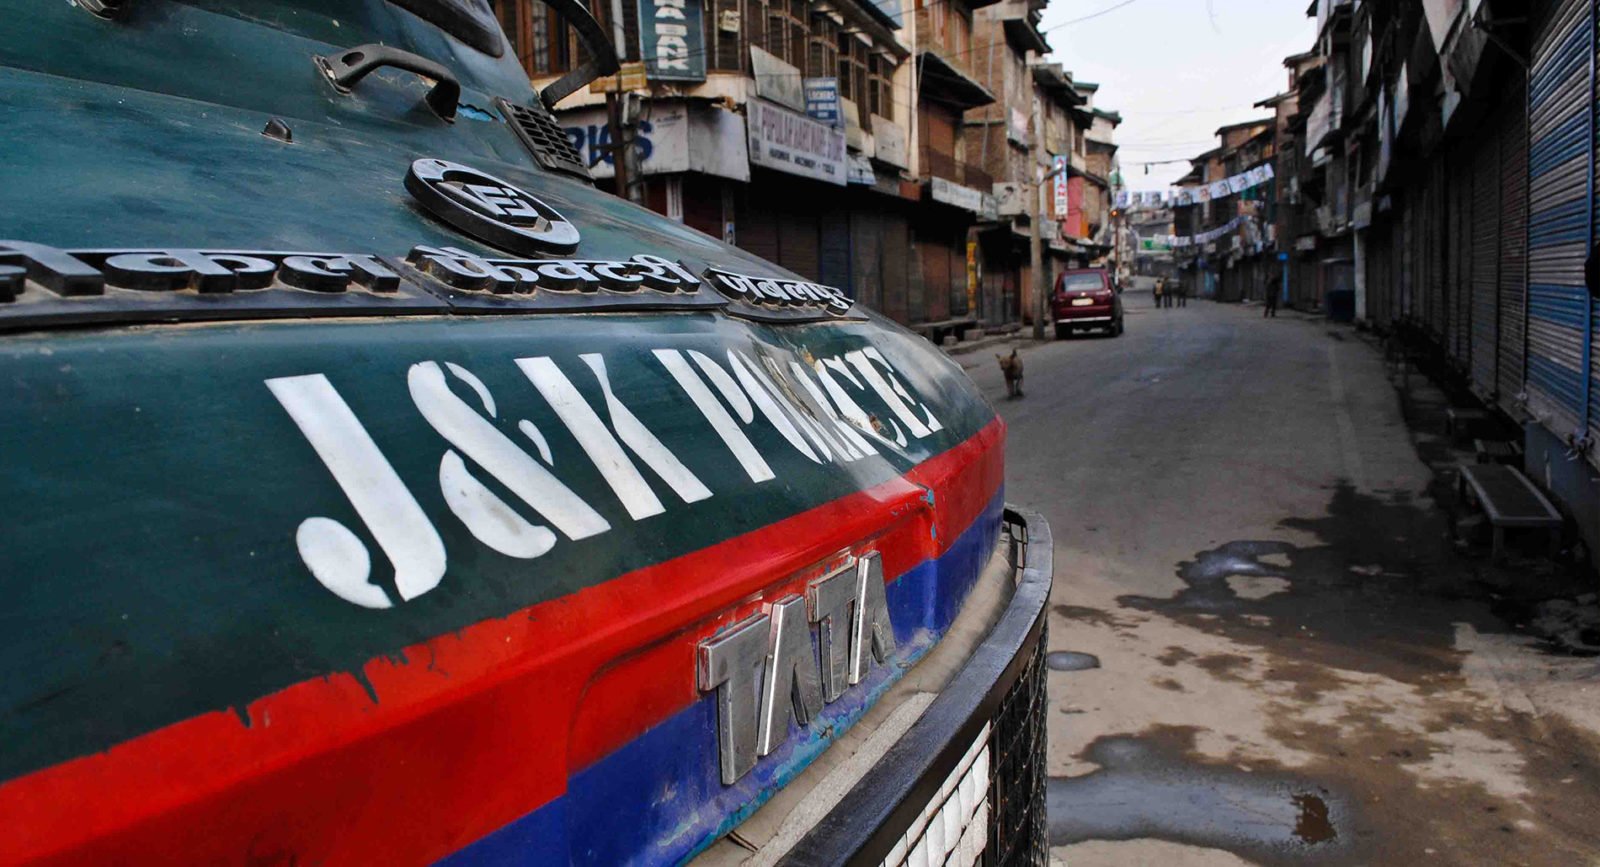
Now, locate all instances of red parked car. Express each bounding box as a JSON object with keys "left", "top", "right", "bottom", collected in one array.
[{"left": 1052, "top": 267, "right": 1125, "bottom": 338}]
